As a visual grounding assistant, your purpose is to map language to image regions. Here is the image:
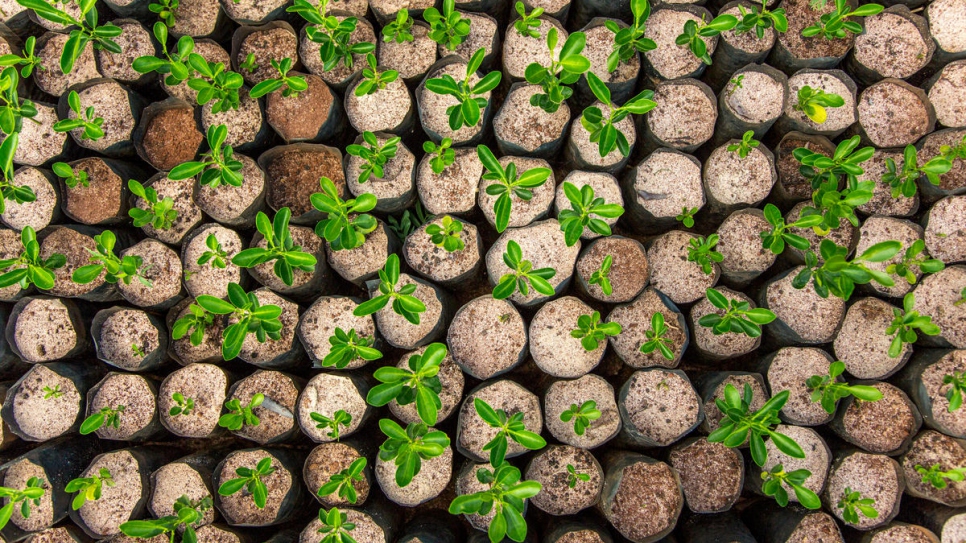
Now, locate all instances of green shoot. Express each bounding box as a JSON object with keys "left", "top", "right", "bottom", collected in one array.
[
  {"left": 311, "top": 409, "right": 353, "bottom": 440},
  {"left": 169, "top": 124, "right": 244, "bottom": 188},
  {"left": 0, "top": 226, "right": 66, "bottom": 291},
  {"left": 42, "top": 385, "right": 62, "bottom": 399},
  {"left": 580, "top": 72, "right": 656, "bottom": 157},
  {"left": 708, "top": 383, "right": 804, "bottom": 467},
  {"left": 570, "top": 311, "right": 621, "bottom": 351},
  {"left": 560, "top": 400, "right": 601, "bottom": 436},
  {"left": 639, "top": 312, "right": 674, "bottom": 360},
  {"left": 566, "top": 464, "right": 590, "bottom": 488},
  {"left": 120, "top": 495, "right": 212, "bottom": 543},
  {"left": 760, "top": 465, "right": 820, "bottom": 509},
  {"left": 513, "top": 1, "right": 543, "bottom": 38},
  {"left": 493, "top": 240, "right": 557, "bottom": 300},
  {"left": 676, "top": 207, "right": 698, "bottom": 228},
  {"left": 424, "top": 48, "right": 501, "bottom": 130},
  {"left": 886, "top": 239, "right": 945, "bottom": 285},
  {"left": 802, "top": 0, "right": 884, "bottom": 40},
  {"left": 287, "top": 0, "right": 375, "bottom": 72},
  {"left": 759, "top": 203, "right": 822, "bottom": 255},
  {"left": 317, "top": 457, "right": 367, "bottom": 504},
  {"left": 793, "top": 86, "right": 844, "bottom": 124},
  {"left": 687, "top": 234, "right": 723, "bottom": 275},
  {"left": 837, "top": 487, "right": 878, "bottom": 525},
  {"left": 80, "top": 405, "right": 125, "bottom": 435},
  {"left": 727, "top": 130, "right": 760, "bottom": 159},
  {"left": 0, "top": 477, "right": 44, "bottom": 529},
  {"left": 53, "top": 90, "right": 104, "bottom": 141},
  {"left": 448, "top": 463, "right": 541, "bottom": 543},
  {"left": 883, "top": 145, "right": 952, "bottom": 199},
  {"left": 248, "top": 58, "right": 308, "bottom": 99},
  {"left": 524, "top": 28, "right": 590, "bottom": 113},
  {"left": 218, "top": 393, "right": 264, "bottom": 431},
  {"left": 793, "top": 240, "right": 901, "bottom": 300},
  {"left": 383, "top": 8, "right": 414, "bottom": 43},
  {"left": 346, "top": 132, "right": 400, "bottom": 183},
  {"left": 173, "top": 284, "right": 284, "bottom": 360},
  {"left": 16, "top": 0, "right": 122, "bottom": 74},
  {"left": 916, "top": 464, "right": 966, "bottom": 490},
  {"left": 558, "top": 182, "right": 624, "bottom": 246},
  {"left": 354, "top": 53, "right": 398, "bottom": 96},
  {"left": 423, "top": 0, "right": 471, "bottom": 51},
  {"left": 367, "top": 343, "right": 447, "bottom": 425},
  {"left": 128, "top": 179, "right": 178, "bottom": 231},
  {"left": 218, "top": 457, "right": 275, "bottom": 509},
  {"left": 169, "top": 392, "right": 194, "bottom": 417},
  {"left": 806, "top": 361, "right": 884, "bottom": 414},
  {"left": 426, "top": 215, "right": 465, "bottom": 252},
  {"left": 734, "top": 0, "right": 788, "bottom": 39},
  {"left": 886, "top": 293, "right": 941, "bottom": 358},
  {"left": 353, "top": 254, "right": 427, "bottom": 325},
  {"left": 675, "top": 14, "right": 738, "bottom": 65},
  {"left": 944, "top": 371, "right": 966, "bottom": 412},
  {"left": 317, "top": 507, "right": 357, "bottom": 543},
  {"left": 699, "top": 288, "right": 776, "bottom": 337},
  {"left": 588, "top": 254, "right": 613, "bottom": 295},
  {"left": 378, "top": 419, "right": 450, "bottom": 487},
  {"left": 605, "top": 0, "right": 656, "bottom": 72},
  {"left": 0, "top": 36, "right": 41, "bottom": 78},
  {"left": 475, "top": 397, "right": 546, "bottom": 466},
  {"left": 423, "top": 138, "right": 455, "bottom": 174},
  {"left": 322, "top": 327, "right": 382, "bottom": 369},
  {"left": 478, "top": 144, "right": 551, "bottom": 232},
  {"left": 312, "top": 177, "right": 378, "bottom": 251},
  {"left": 65, "top": 469, "right": 113, "bottom": 510},
  {"left": 72, "top": 232, "right": 150, "bottom": 286},
  {"left": 52, "top": 162, "right": 89, "bottom": 189},
  {"left": 231, "top": 208, "right": 318, "bottom": 286}
]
